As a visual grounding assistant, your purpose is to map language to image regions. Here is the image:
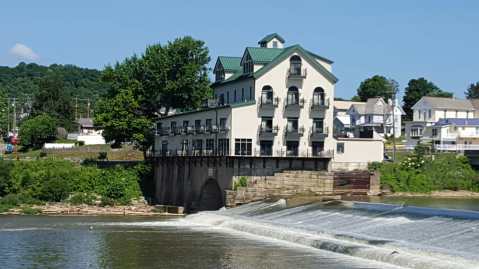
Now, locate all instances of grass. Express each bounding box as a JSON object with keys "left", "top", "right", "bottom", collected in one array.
[
  {"left": 2, "top": 144, "right": 144, "bottom": 161},
  {"left": 20, "top": 207, "right": 42, "bottom": 215}
]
